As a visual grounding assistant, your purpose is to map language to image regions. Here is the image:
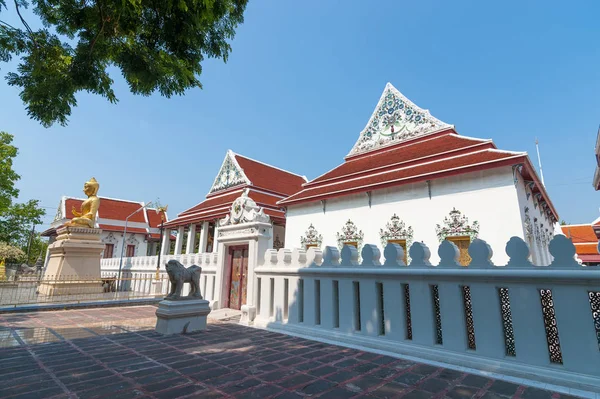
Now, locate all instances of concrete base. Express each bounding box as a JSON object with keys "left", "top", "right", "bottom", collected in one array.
[
  {"left": 39, "top": 226, "right": 105, "bottom": 296},
  {"left": 240, "top": 304, "right": 256, "bottom": 325},
  {"left": 155, "top": 299, "right": 211, "bottom": 335}
]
